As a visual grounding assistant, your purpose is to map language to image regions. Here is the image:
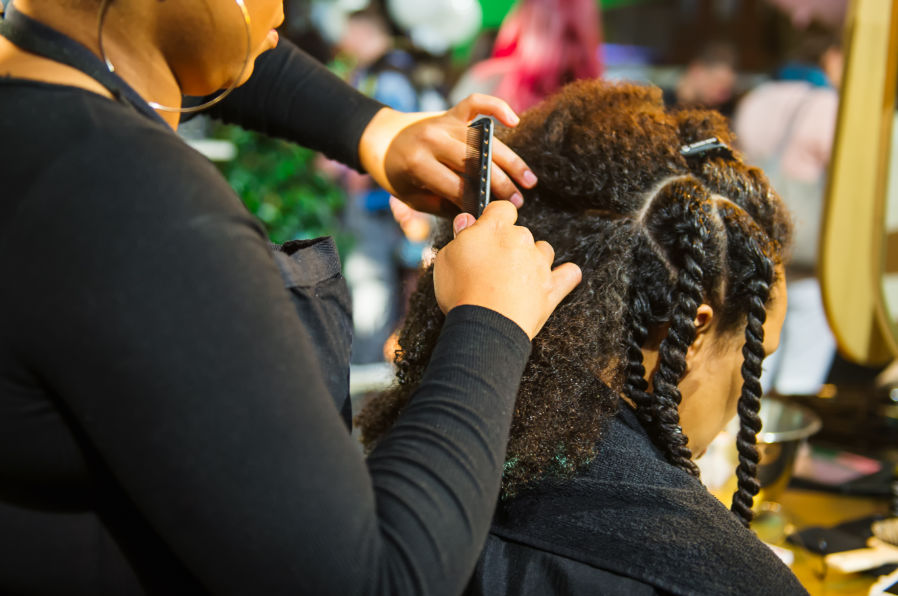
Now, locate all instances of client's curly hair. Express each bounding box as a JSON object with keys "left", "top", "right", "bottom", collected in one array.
[{"left": 356, "top": 80, "right": 792, "bottom": 527}]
